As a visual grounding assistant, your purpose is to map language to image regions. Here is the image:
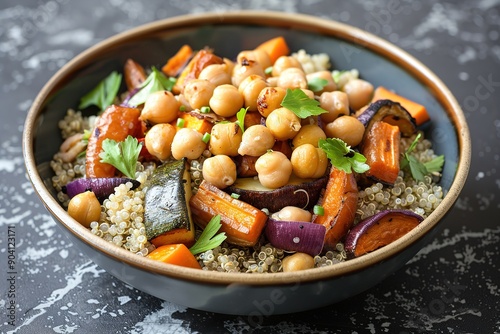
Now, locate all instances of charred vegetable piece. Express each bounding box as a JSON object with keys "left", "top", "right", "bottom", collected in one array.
[
  {"left": 85, "top": 105, "right": 141, "bottom": 178},
  {"left": 255, "top": 36, "right": 290, "bottom": 64},
  {"left": 172, "top": 111, "right": 216, "bottom": 134},
  {"left": 357, "top": 99, "right": 417, "bottom": 137},
  {"left": 371, "top": 86, "right": 430, "bottom": 126},
  {"left": 143, "top": 158, "right": 195, "bottom": 246},
  {"left": 124, "top": 58, "right": 147, "bottom": 91},
  {"left": 174, "top": 49, "right": 223, "bottom": 93},
  {"left": 312, "top": 167, "right": 358, "bottom": 251},
  {"left": 63, "top": 177, "right": 140, "bottom": 202},
  {"left": 161, "top": 44, "right": 194, "bottom": 77},
  {"left": 265, "top": 219, "right": 326, "bottom": 256},
  {"left": 361, "top": 121, "right": 401, "bottom": 185},
  {"left": 147, "top": 244, "right": 201, "bottom": 269},
  {"left": 189, "top": 180, "right": 268, "bottom": 247},
  {"left": 344, "top": 209, "right": 424, "bottom": 258},
  {"left": 225, "top": 174, "right": 329, "bottom": 213}
]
